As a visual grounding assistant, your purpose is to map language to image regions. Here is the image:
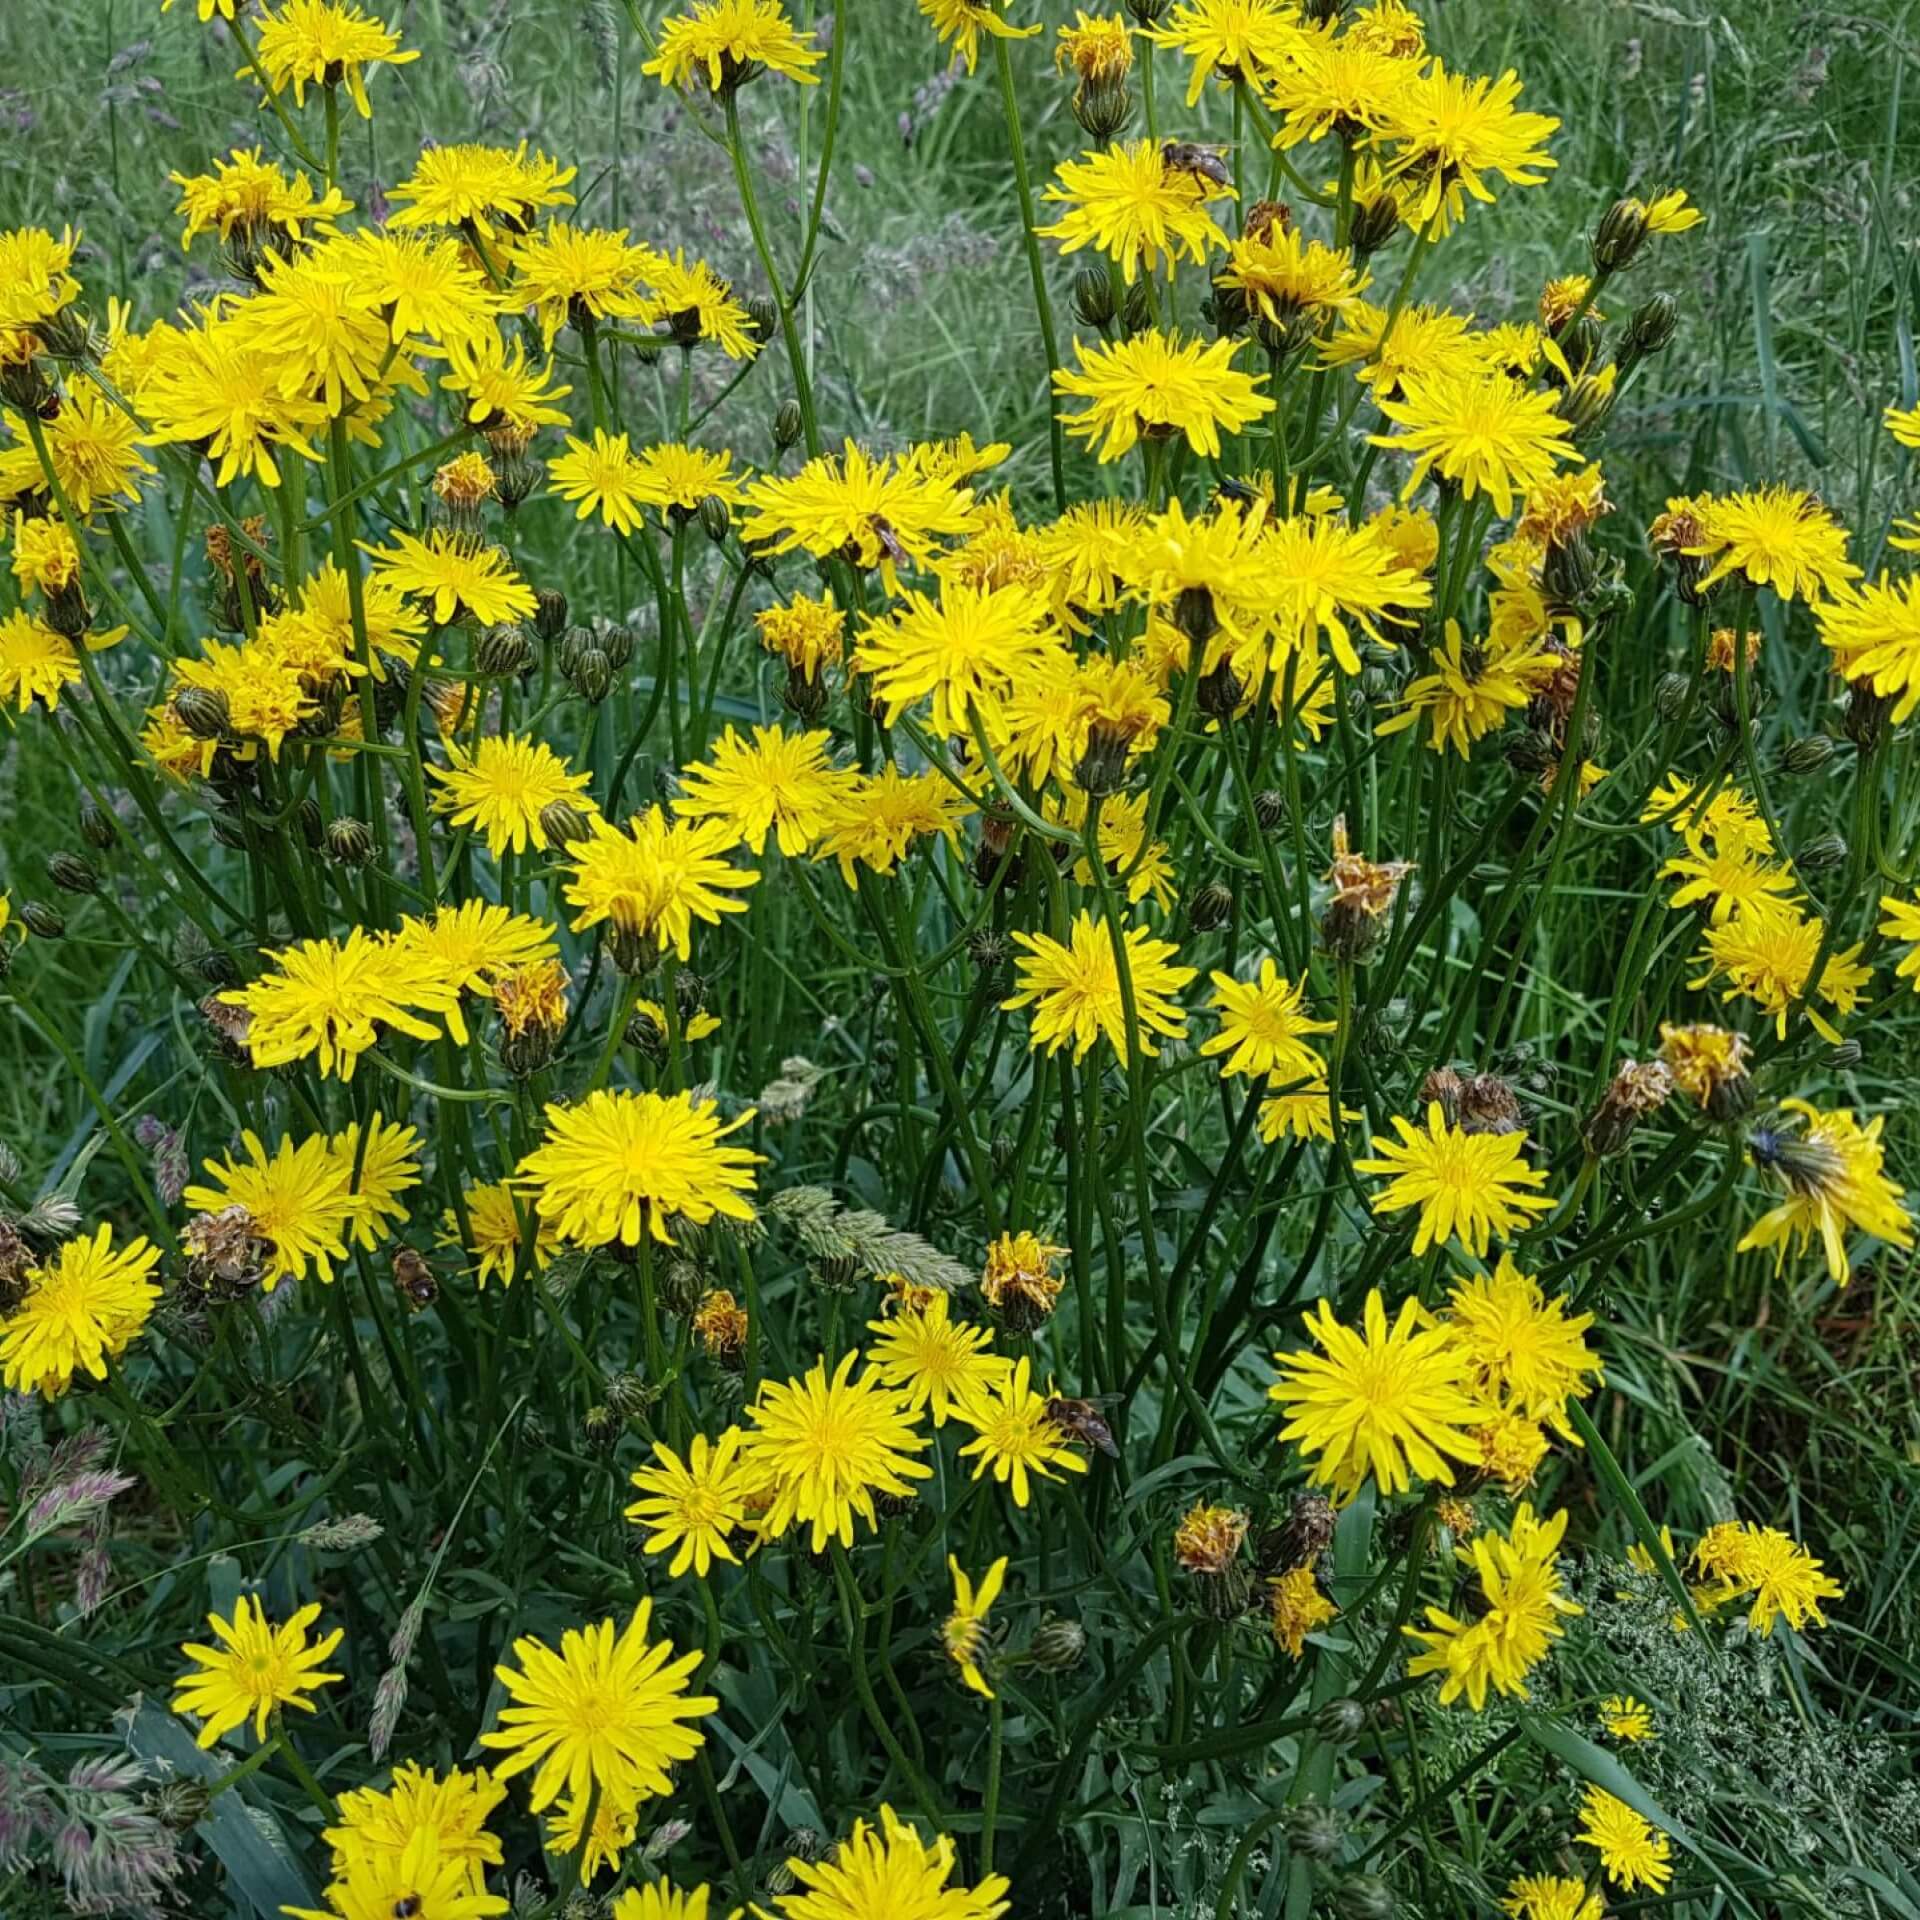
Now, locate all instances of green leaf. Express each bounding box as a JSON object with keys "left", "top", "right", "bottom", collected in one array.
[{"left": 1565, "top": 1399, "right": 1714, "bottom": 1647}]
